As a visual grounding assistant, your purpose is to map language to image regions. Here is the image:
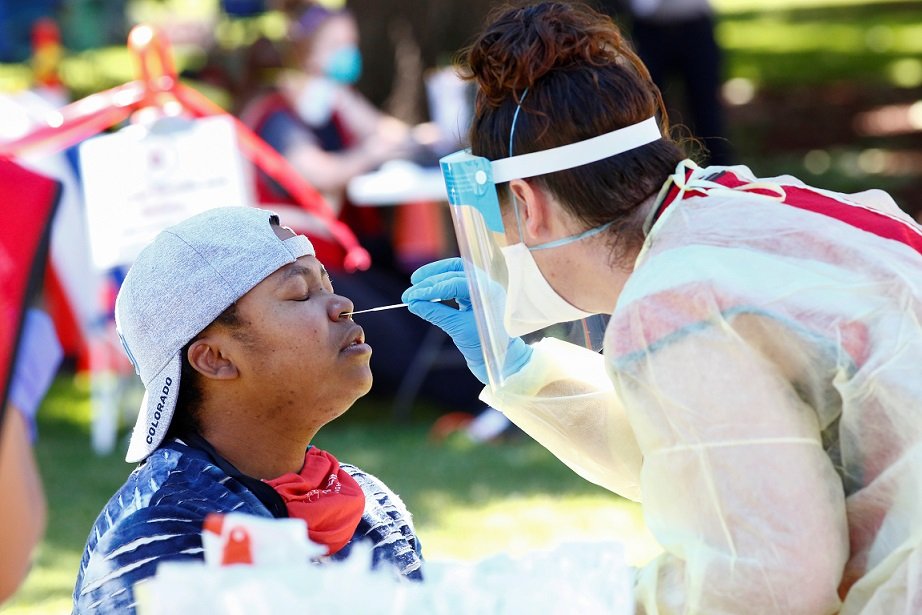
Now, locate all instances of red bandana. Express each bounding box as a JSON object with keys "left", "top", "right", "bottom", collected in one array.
[{"left": 263, "top": 447, "right": 365, "bottom": 555}]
